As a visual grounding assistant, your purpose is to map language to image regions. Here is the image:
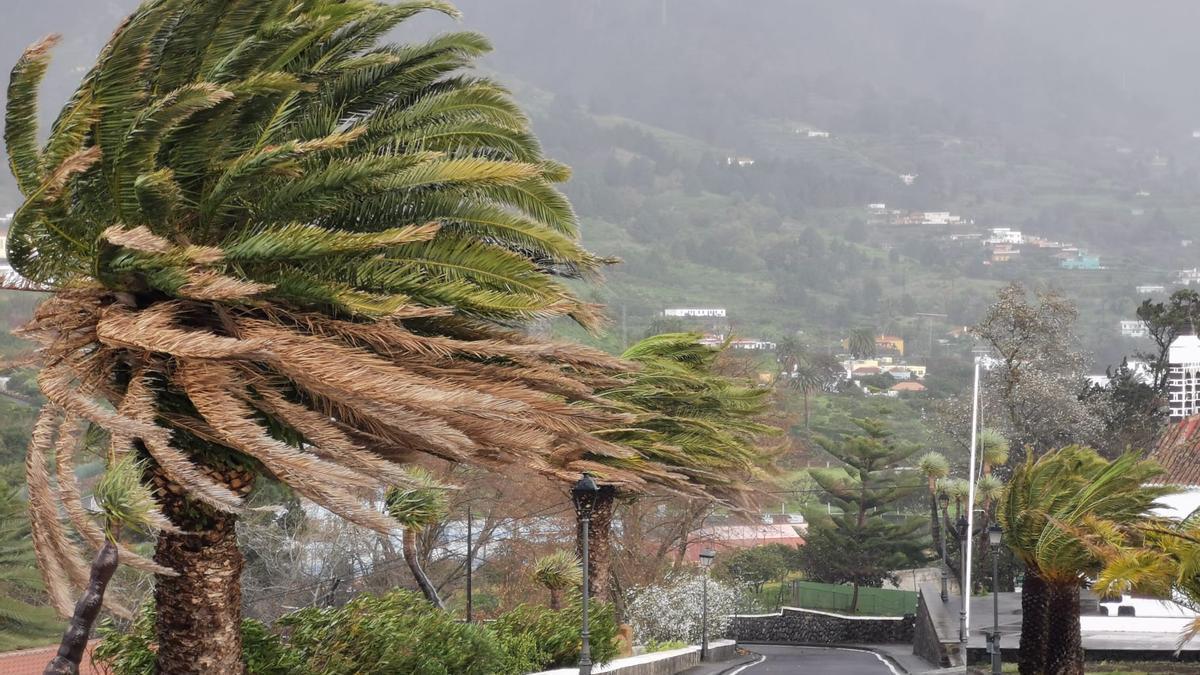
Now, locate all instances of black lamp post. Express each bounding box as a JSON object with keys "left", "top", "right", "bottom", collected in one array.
[
  {"left": 938, "top": 492, "right": 950, "bottom": 603},
  {"left": 699, "top": 548, "right": 716, "bottom": 661},
  {"left": 571, "top": 473, "right": 601, "bottom": 675},
  {"left": 988, "top": 524, "right": 1003, "bottom": 675},
  {"left": 957, "top": 513, "right": 969, "bottom": 645}
]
